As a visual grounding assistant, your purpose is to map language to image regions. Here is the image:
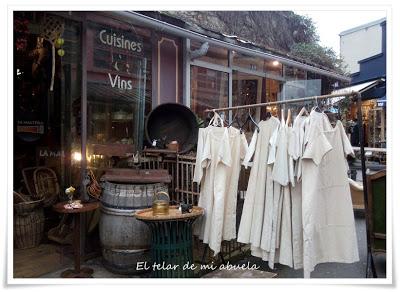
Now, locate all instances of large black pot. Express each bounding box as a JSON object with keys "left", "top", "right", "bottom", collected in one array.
[{"left": 145, "top": 103, "right": 198, "bottom": 154}]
